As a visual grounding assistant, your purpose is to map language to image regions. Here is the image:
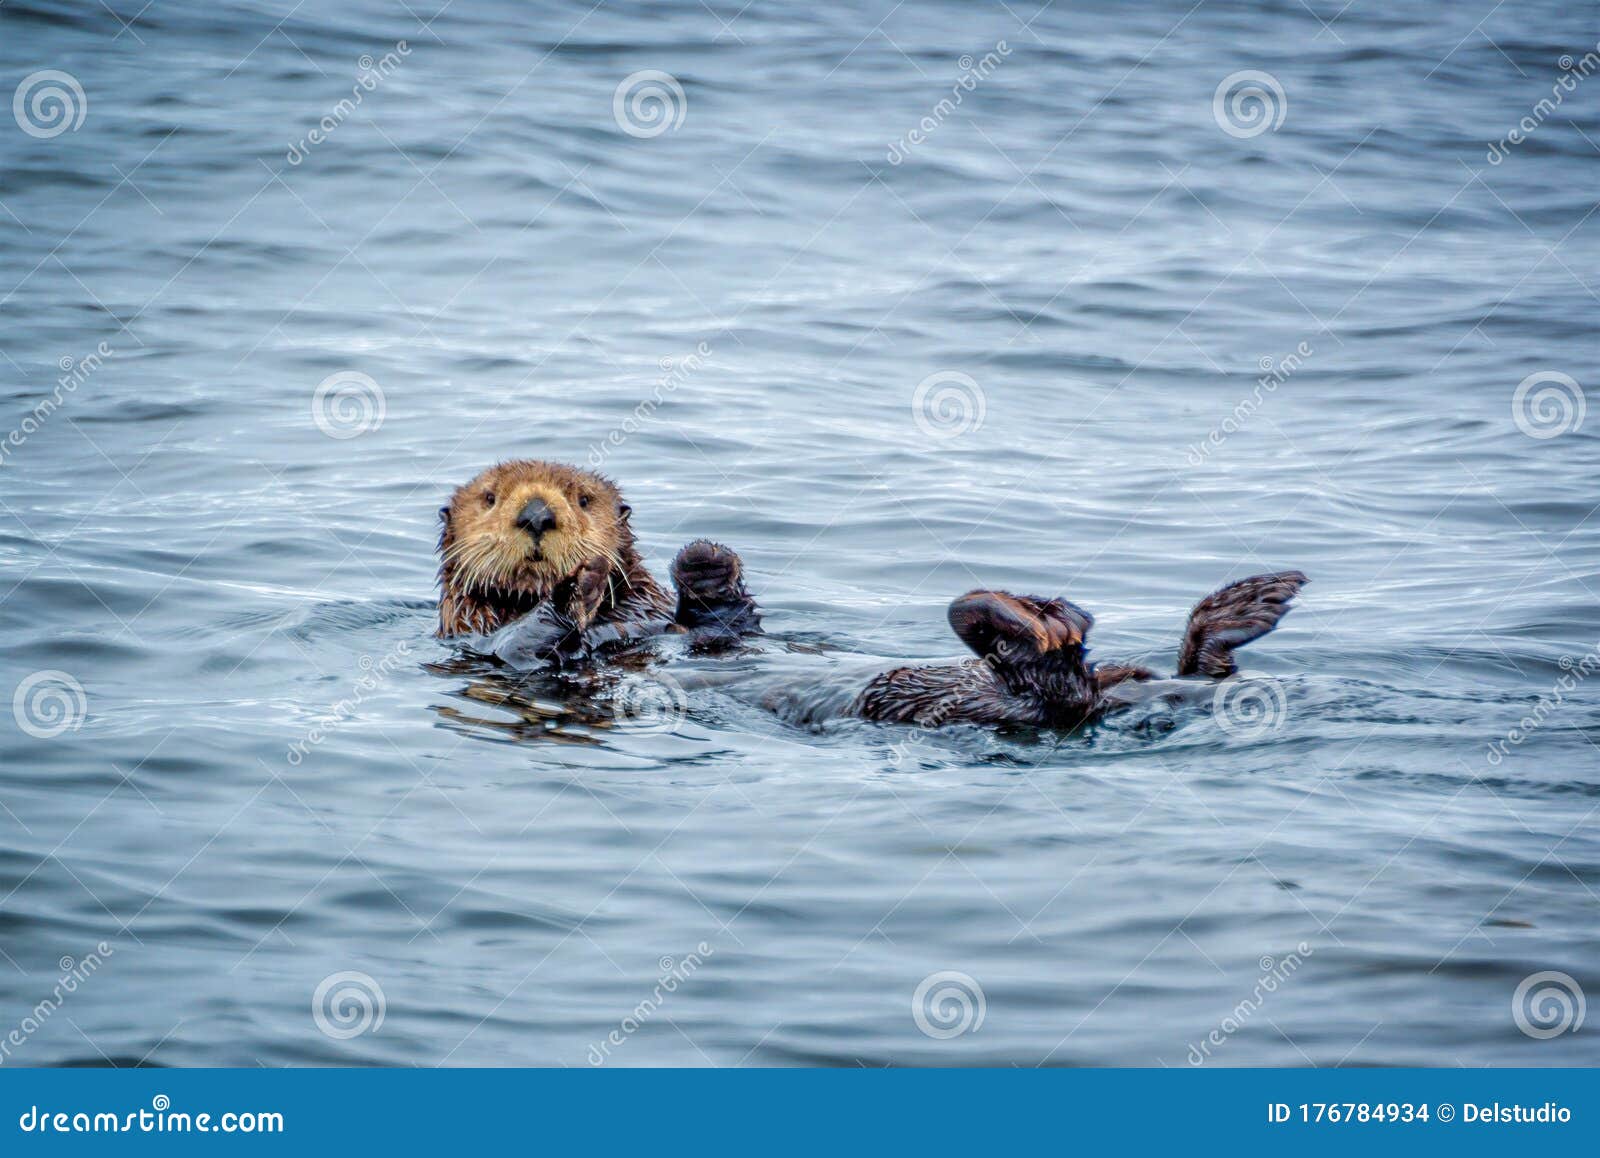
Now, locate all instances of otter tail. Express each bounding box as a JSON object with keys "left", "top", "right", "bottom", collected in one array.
[{"left": 1176, "top": 571, "right": 1307, "bottom": 679}]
